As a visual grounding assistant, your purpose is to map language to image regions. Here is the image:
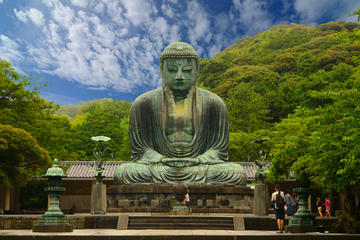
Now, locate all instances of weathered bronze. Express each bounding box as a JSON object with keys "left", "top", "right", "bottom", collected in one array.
[
  {"left": 114, "top": 42, "right": 246, "bottom": 185},
  {"left": 33, "top": 159, "right": 73, "bottom": 232}
]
